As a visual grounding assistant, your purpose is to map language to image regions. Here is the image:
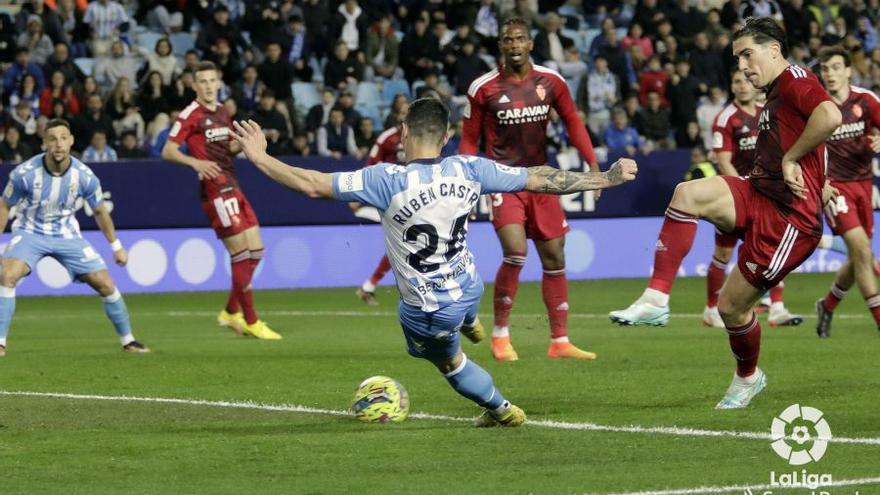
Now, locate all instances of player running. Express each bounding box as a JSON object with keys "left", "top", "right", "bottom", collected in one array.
[
  {"left": 461, "top": 17, "right": 601, "bottom": 361},
  {"left": 704, "top": 69, "right": 802, "bottom": 328},
  {"left": 230, "top": 98, "right": 637, "bottom": 426},
  {"left": 815, "top": 45, "right": 880, "bottom": 338},
  {"left": 0, "top": 119, "right": 149, "bottom": 356},
  {"left": 609, "top": 18, "right": 841, "bottom": 408},
  {"left": 162, "top": 61, "right": 280, "bottom": 340}
]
